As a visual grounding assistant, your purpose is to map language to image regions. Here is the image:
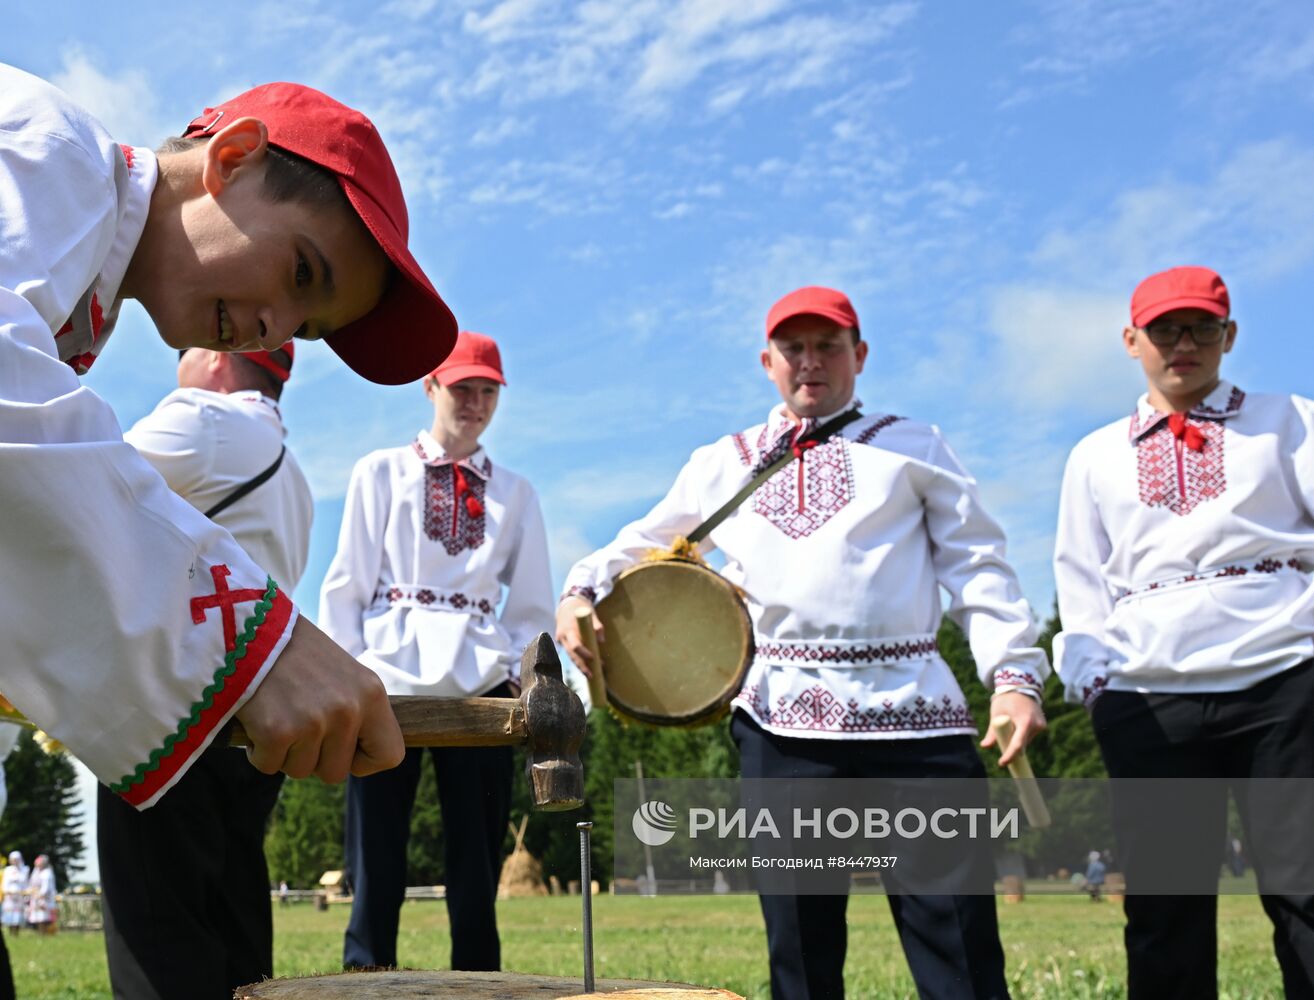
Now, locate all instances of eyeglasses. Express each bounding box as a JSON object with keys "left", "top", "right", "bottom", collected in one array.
[{"left": 1140, "top": 319, "right": 1230, "bottom": 347}]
